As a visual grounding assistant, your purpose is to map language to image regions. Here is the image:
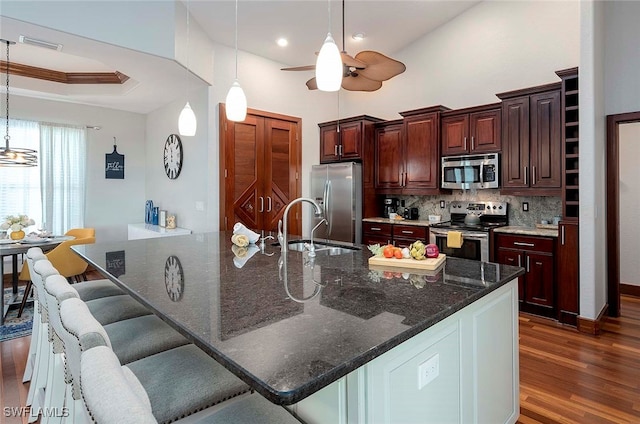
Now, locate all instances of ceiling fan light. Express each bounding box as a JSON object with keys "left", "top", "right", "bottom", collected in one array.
[
  {"left": 316, "top": 33, "right": 342, "bottom": 92},
  {"left": 226, "top": 80, "right": 247, "bottom": 122},
  {"left": 178, "top": 102, "right": 197, "bottom": 136}
]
